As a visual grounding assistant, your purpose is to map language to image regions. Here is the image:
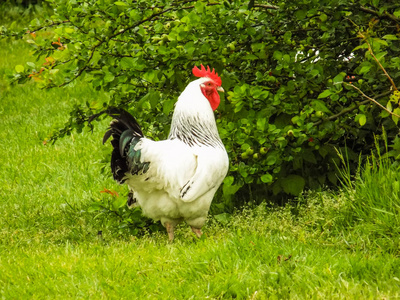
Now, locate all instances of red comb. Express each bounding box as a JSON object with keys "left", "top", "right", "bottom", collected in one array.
[{"left": 192, "top": 64, "right": 222, "bottom": 86}]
